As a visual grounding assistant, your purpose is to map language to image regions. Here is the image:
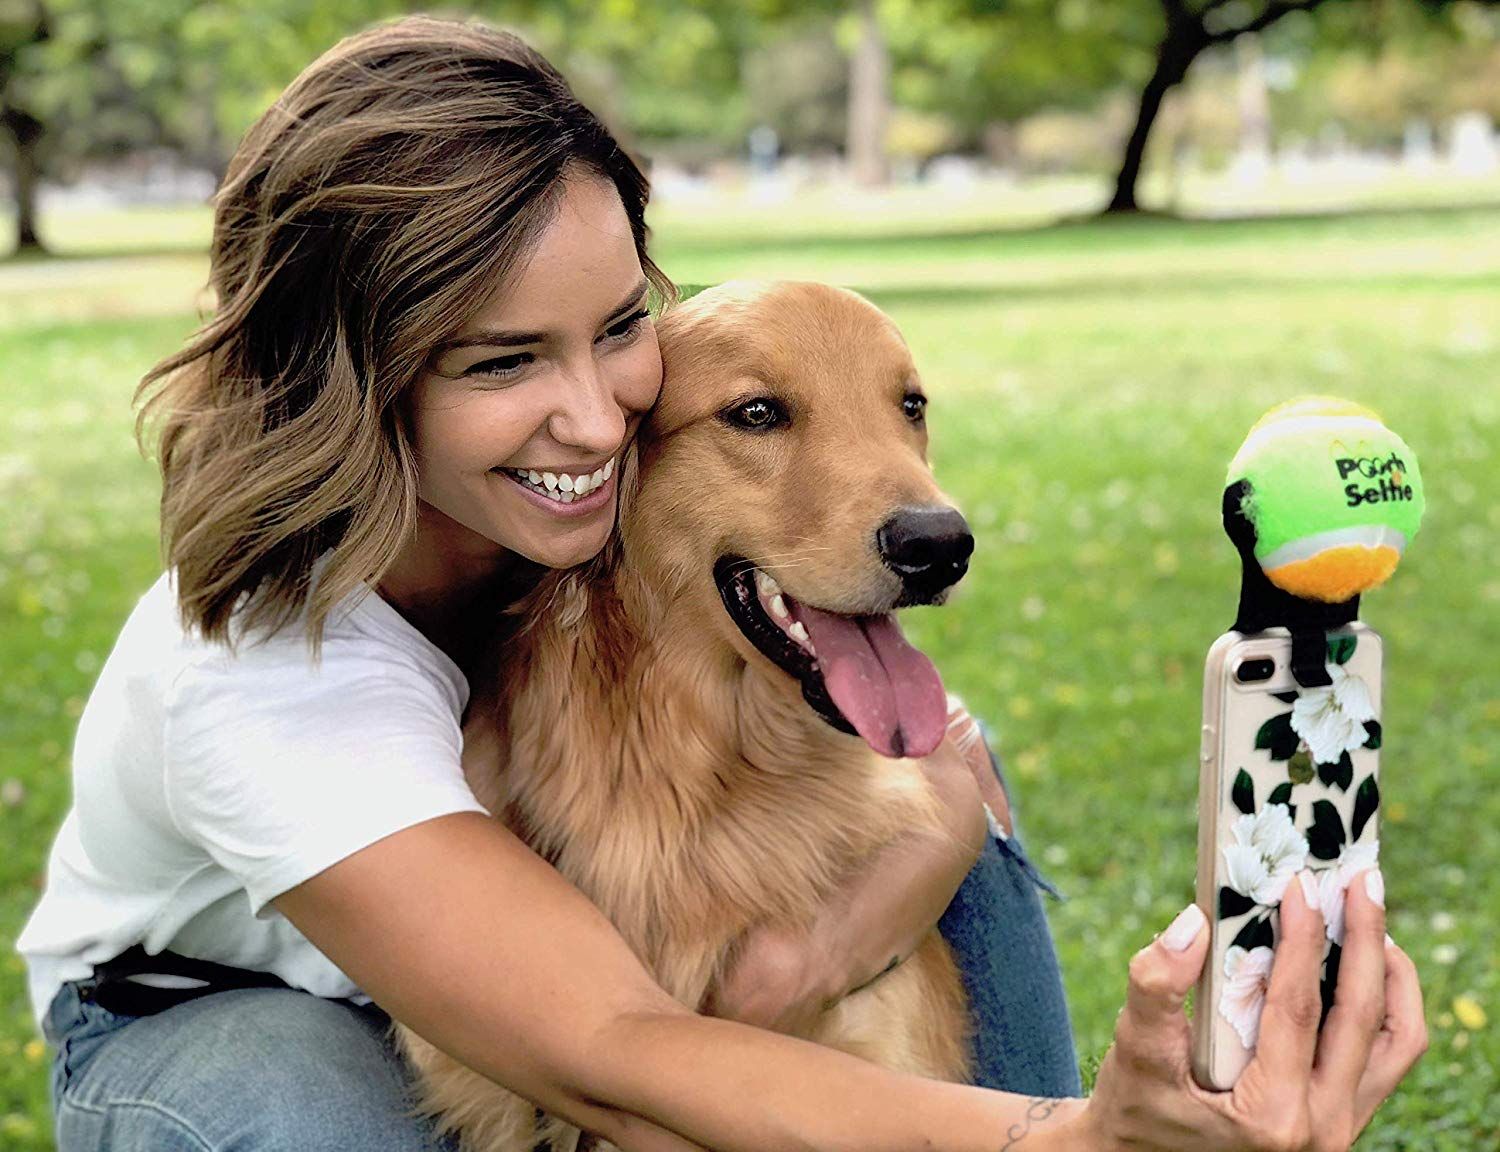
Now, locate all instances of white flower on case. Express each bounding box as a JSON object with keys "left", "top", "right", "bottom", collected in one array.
[
  {"left": 1289, "top": 662, "right": 1377, "bottom": 765},
  {"left": 1220, "top": 944, "right": 1276, "bottom": 1049},
  {"left": 1223, "top": 802, "right": 1310, "bottom": 906},
  {"left": 1316, "top": 840, "right": 1381, "bottom": 945}
]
